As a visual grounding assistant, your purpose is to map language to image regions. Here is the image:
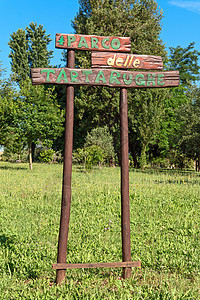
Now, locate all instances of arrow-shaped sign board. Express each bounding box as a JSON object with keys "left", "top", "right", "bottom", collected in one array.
[
  {"left": 91, "top": 52, "right": 163, "bottom": 70},
  {"left": 31, "top": 68, "right": 179, "bottom": 88},
  {"left": 55, "top": 34, "right": 131, "bottom": 52}
]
